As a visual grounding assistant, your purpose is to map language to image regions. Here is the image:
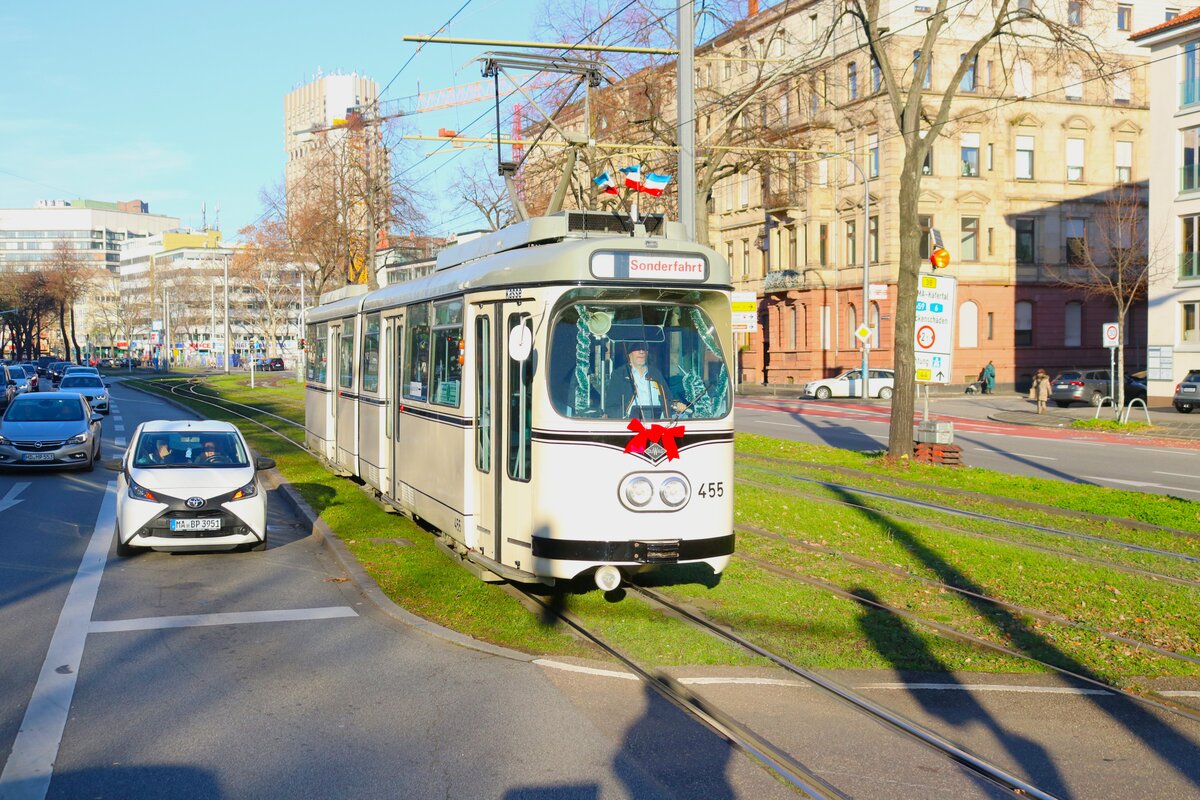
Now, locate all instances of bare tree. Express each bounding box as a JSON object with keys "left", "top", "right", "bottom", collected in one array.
[
  {"left": 834, "top": 0, "right": 1111, "bottom": 457},
  {"left": 0, "top": 272, "right": 56, "bottom": 360},
  {"left": 234, "top": 220, "right": 301, "bottom": 356},
  {"left": 1052, "top": 182, "right": 1158, "bottom": 407},
  {"left": 450, "top": 158, "right": 516, "bottom": 231},
  {"left": 47, "top": 240, "right": 89, "bottom": 362}
]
